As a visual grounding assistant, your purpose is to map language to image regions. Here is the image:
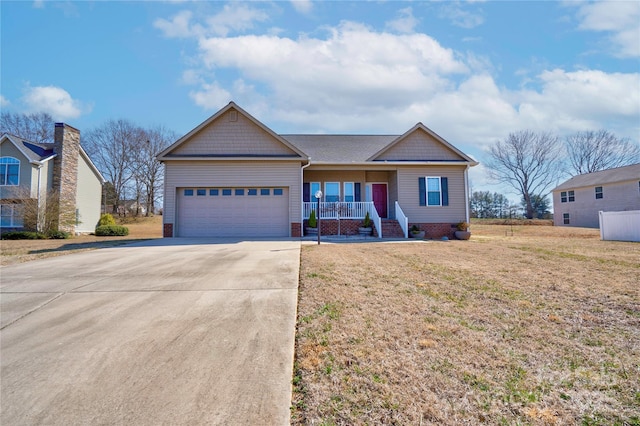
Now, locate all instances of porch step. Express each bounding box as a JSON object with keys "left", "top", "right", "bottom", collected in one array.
[{"left": 379, "top": 219, "right": 406, "bottom": 239}]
